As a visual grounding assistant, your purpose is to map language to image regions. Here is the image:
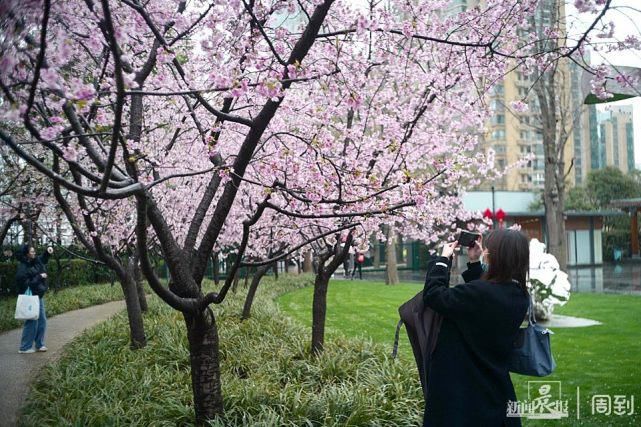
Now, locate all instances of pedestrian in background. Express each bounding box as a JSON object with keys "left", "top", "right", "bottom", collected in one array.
[
  {"left": 16, "top": 245, "right": 53, "bottom": 354},
  {"left": 351, "top": 251, "right": 365, "bottom": 280}
]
